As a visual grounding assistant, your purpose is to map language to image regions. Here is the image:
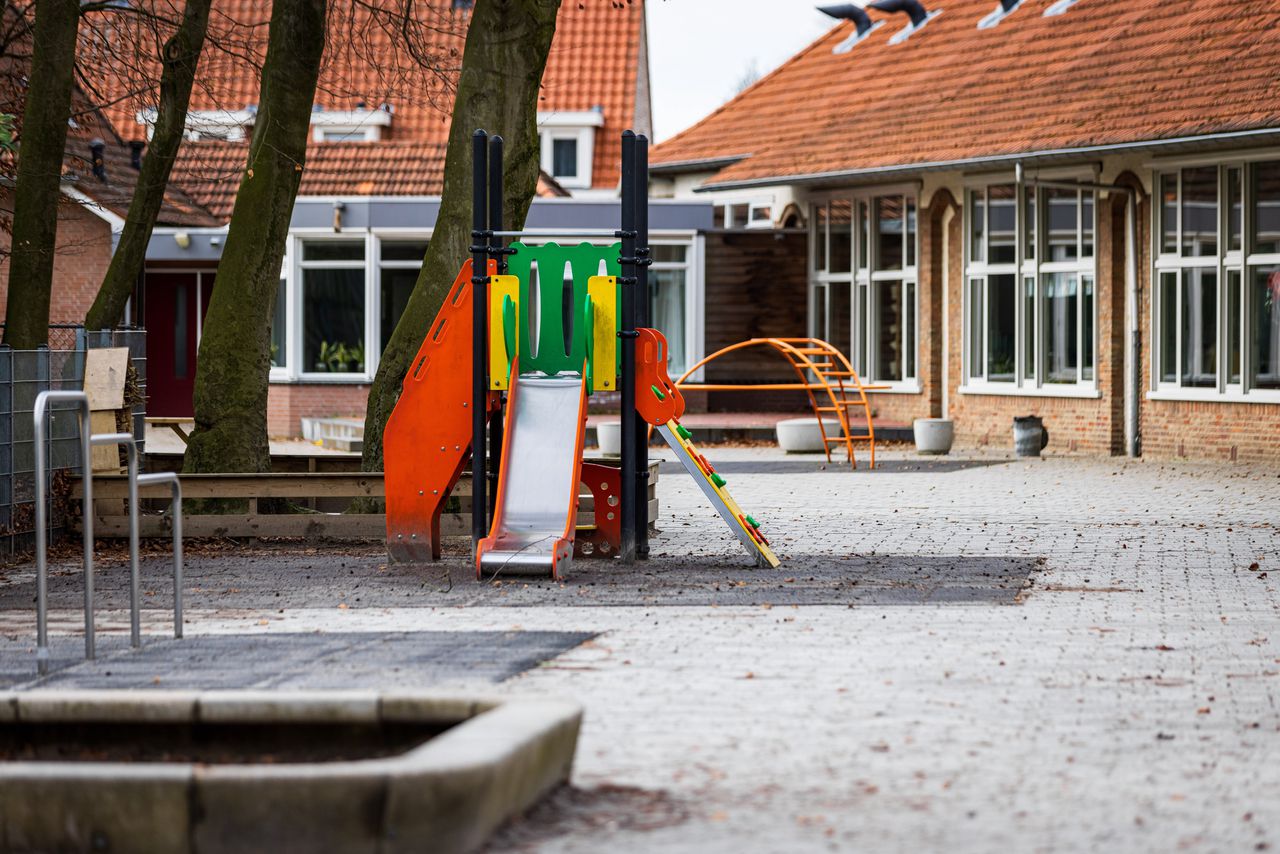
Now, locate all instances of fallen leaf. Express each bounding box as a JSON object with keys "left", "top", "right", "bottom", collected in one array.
[{"left": 338, "top": 603, "right": 349, "bottom": 610}]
